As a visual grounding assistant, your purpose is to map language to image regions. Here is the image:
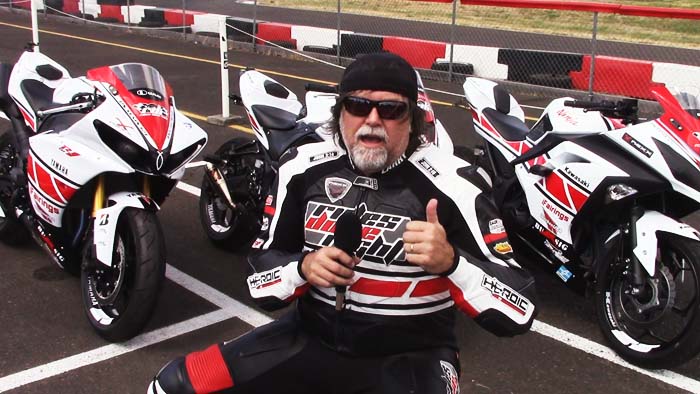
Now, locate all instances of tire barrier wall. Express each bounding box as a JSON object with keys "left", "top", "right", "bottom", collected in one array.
[
  {"left": 9, "top": 2, "right": 700, "bottom": 99},
  {"left": 498, "top": 49, "right": 584, "bottom": 89},
  {"left": 571, "top": 56, "right": 664, "bottom": 100}
]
